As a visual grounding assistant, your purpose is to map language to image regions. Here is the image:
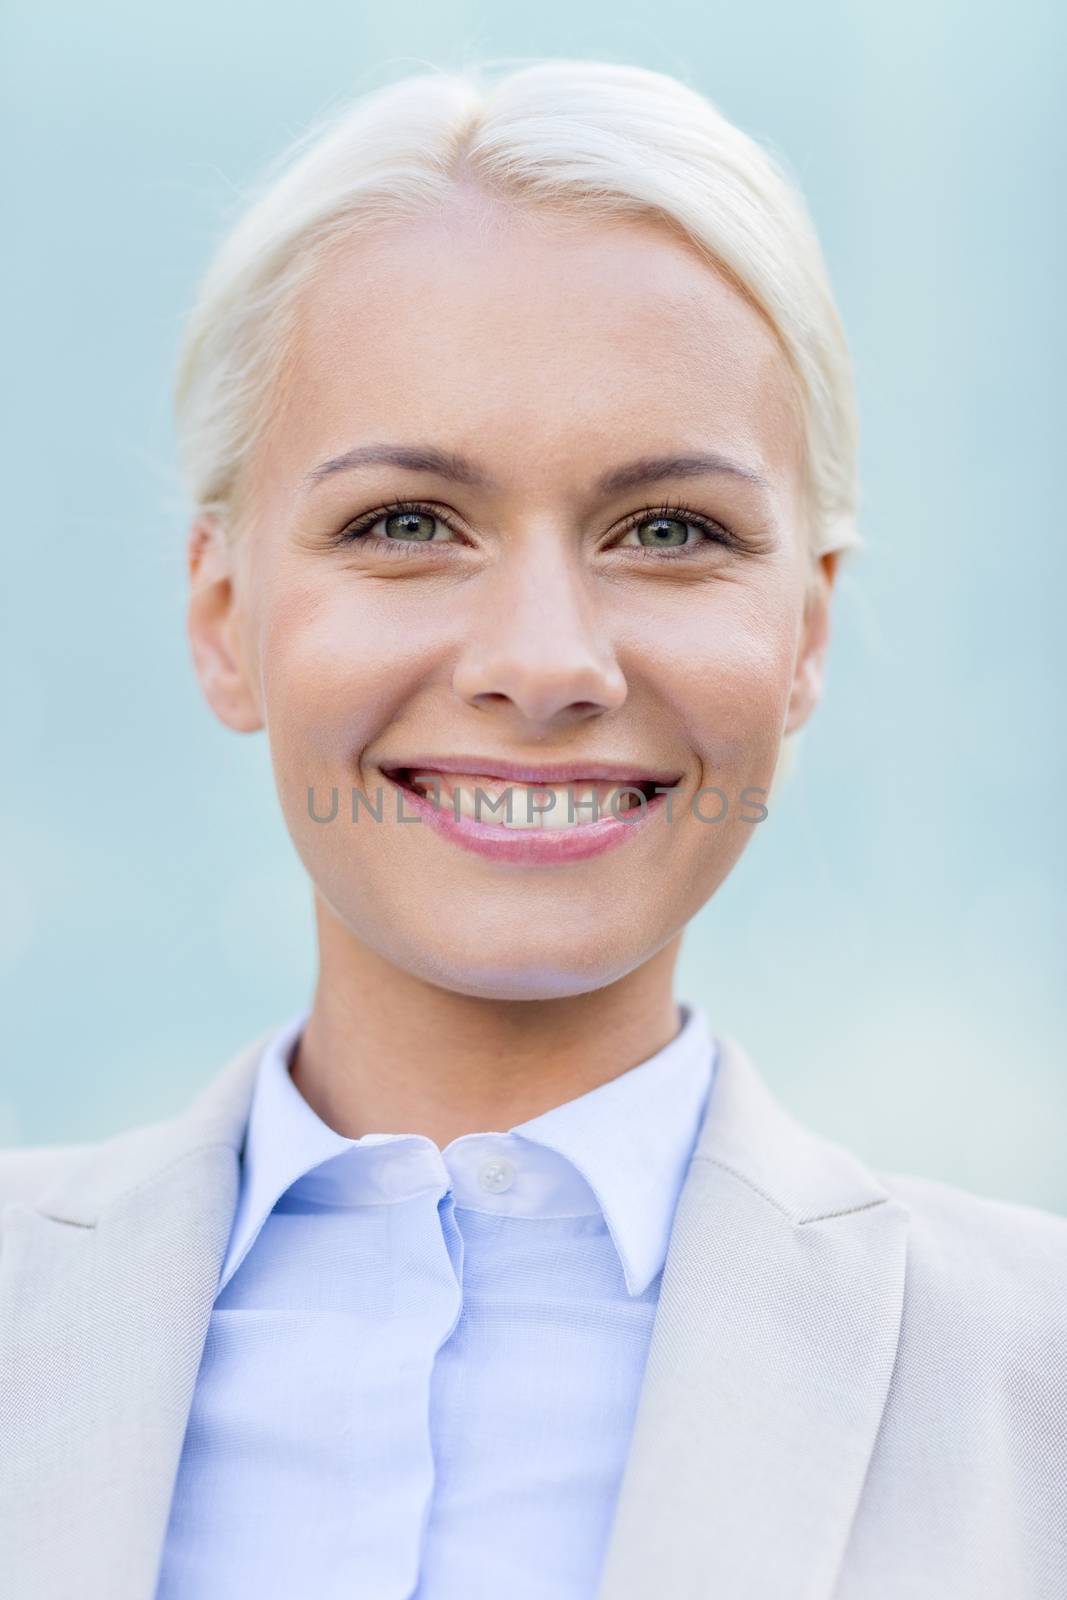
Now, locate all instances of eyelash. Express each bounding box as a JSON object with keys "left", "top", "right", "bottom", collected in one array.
[{"left": 331, "top": 499, "right": 740, "bottom": 560}]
